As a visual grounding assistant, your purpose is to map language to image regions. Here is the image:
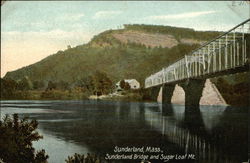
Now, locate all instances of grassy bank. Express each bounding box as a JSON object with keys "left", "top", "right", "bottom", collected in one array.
[
  {"left": 0, "top": 89, "right": 144, "bottom": 102},
  {"left": 0, "top": 89, "right": 89, "bottom": 100}
]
